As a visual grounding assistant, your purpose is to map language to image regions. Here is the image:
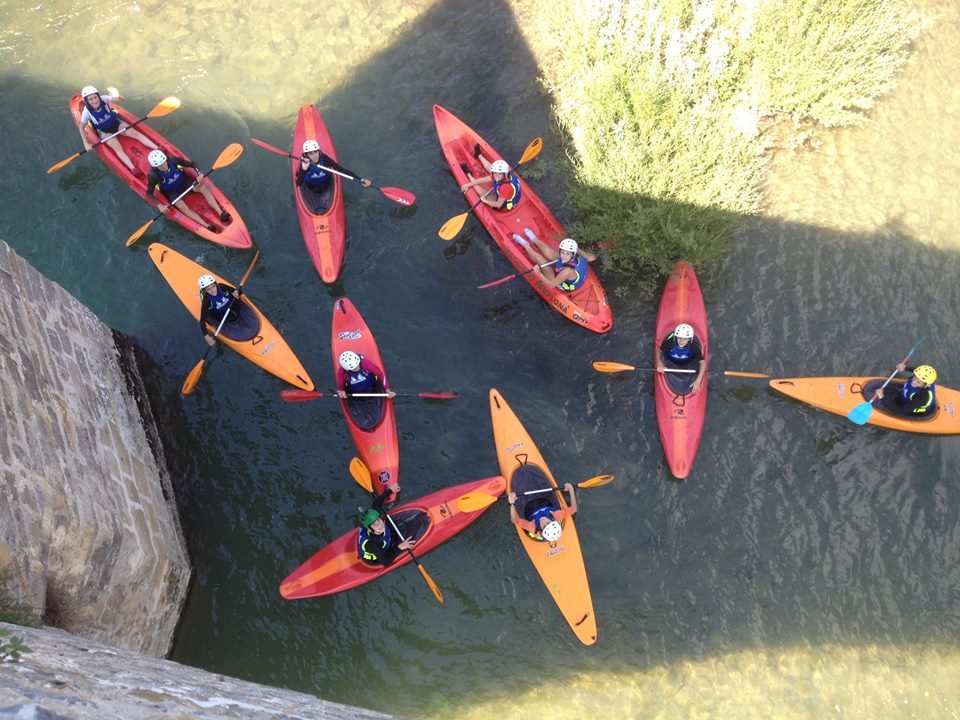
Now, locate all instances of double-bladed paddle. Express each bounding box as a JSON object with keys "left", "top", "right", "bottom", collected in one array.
[
  {"left": 456, "top": 474, "right": 614, "bottom": 512},
  {"left": 438, "top": 137, "right": 543, "bottom": 240},
  {"left": 477, "top": 261, "right": 554, "bottom": 290},
  {"left": 592, "top": 361, "right": 769, "bottom": 378},
  {"left": 279, "top": 389, "right": 457, "bottom": 402},
  {"left": 847, "top": 337, "right": 927, "bottom": 425},
  {"left": 180, "top": 250, "right": 260, "bottom": 396},
  {"left": 47, "top": 96, "right": 182, "bottom": 174},
  {"left": 125, "top": 143, "right": 244, "bottom": 247},
  {"left": 348, "top": 458, "right": 443, "bottom": 604},
  {"left": 250, "top": 137, "right": 415, "bottom": 206}
]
